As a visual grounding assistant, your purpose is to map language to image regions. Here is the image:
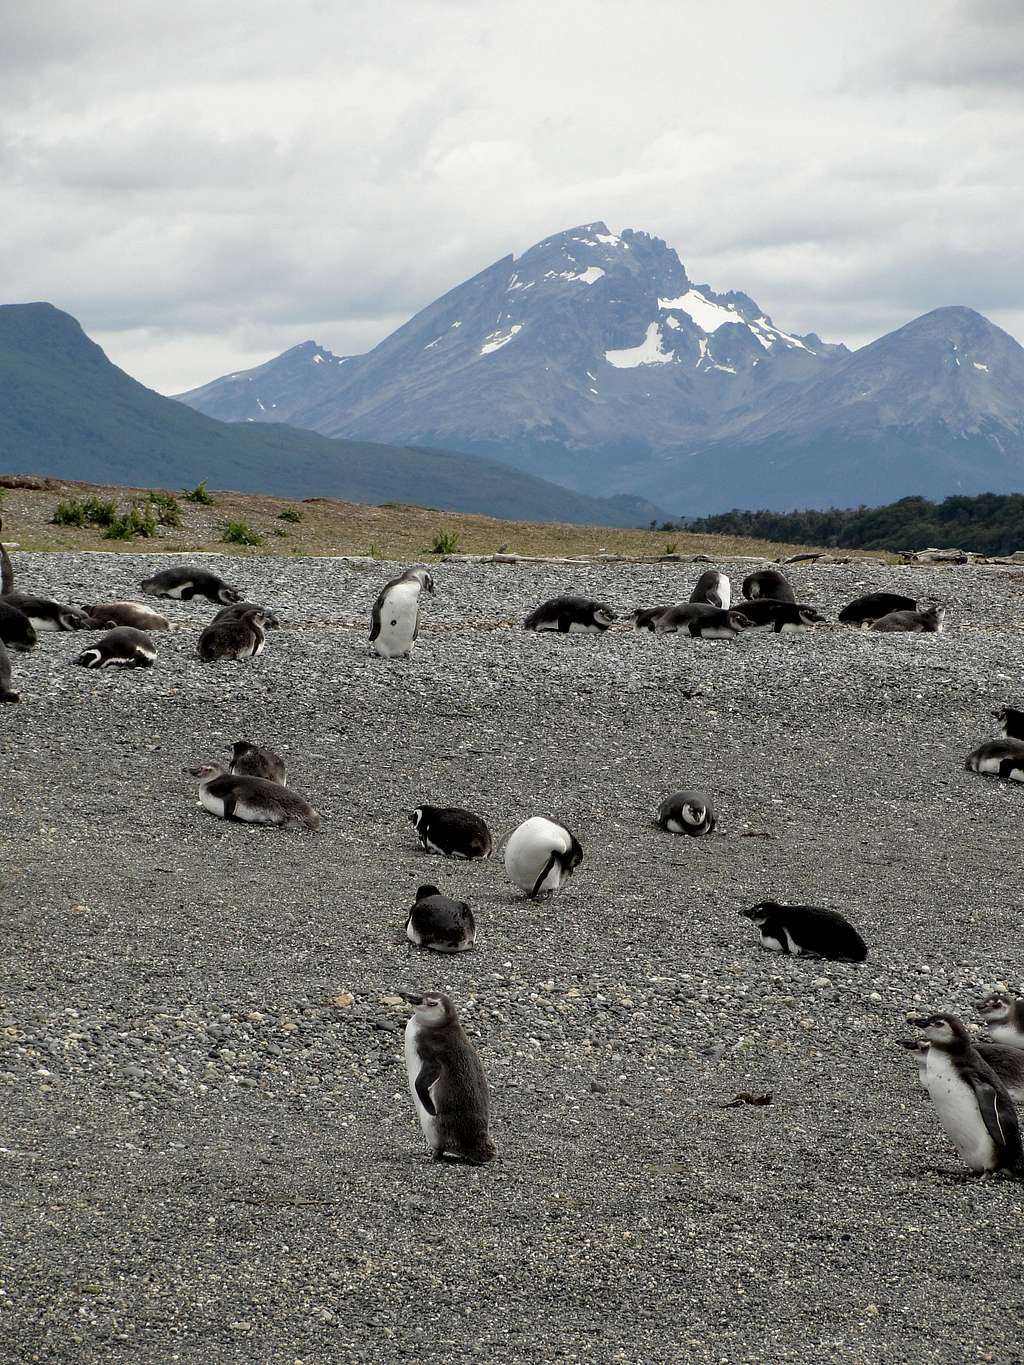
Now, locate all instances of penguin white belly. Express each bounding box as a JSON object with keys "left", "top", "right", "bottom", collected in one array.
[
  {"left": 198, "top": 788, "right": 226, "bottom": 818},
  {"left": 374, "top": 585, "right": 420, "bottom": 657},
  {"left": 665, "top": 816, "right": 686, "bottom": 834},
  {"left": 232, "top": 799, "right": 279, "bottom": 825},
  {"left": 504, "top": 819, "right": 568, "bottom": 893},
  {"left": 27, "top": 616, "right": 59, "bottom": 632},
  {"left": 163, "top": 583, "right": 191, "bottom": 599},
  {"left": 924, "top": 1052, "right": 998, "bottom": 1171},
  {"left": 566, "top": 620, "right": 600, "bottom": 633},
  {"left": 779, "top": 621, "right": 807, "bottom": 634},
  {"left": 988, "top": 1024, "right": 1024, "bottom": 1050},
  {"left": 758, "top": 930, "right": 786, "bottom": 953},
  {"left": 404, "top": 1019, "right": 439, "bottom": 1148},
  {"left": 700, "top": 626, "right": 737, "bottom": 639},
  {"left": 974, "top": 755, "right": 1003, "bottom": 775}
]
